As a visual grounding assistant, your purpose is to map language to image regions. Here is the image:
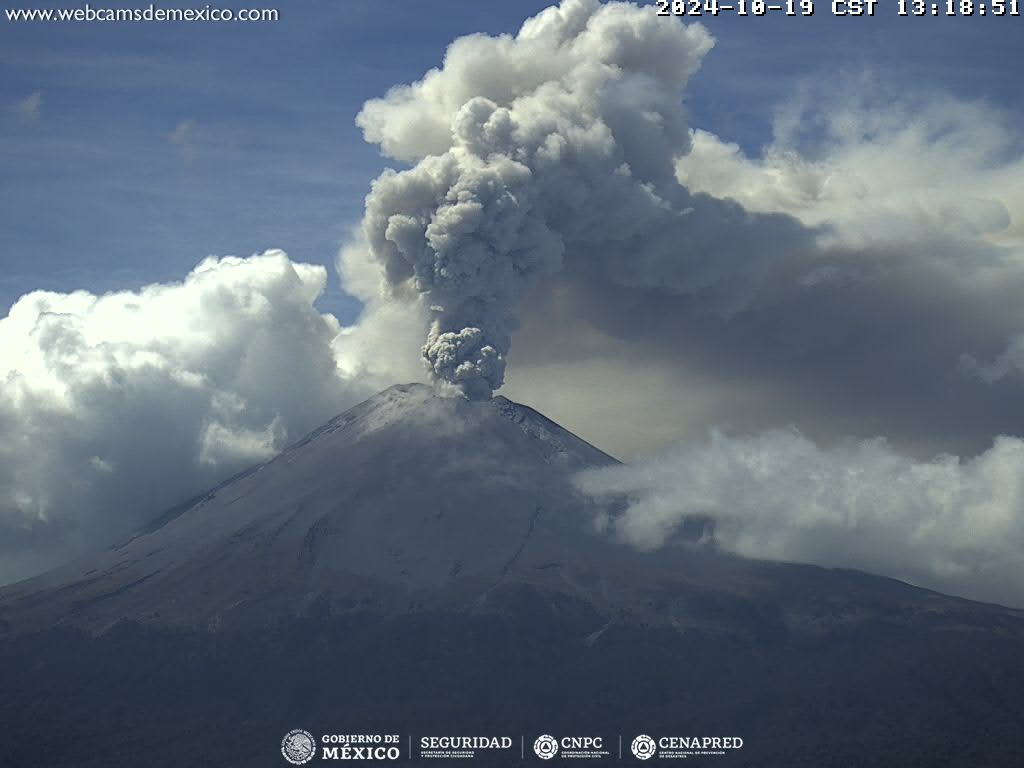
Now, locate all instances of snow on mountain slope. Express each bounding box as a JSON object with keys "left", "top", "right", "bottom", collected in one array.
[
  {"left": 2, "top": 383, "right": 1022, "bottom": 636},
  {"left": 0, "top": 384, "right": 626, "bottom": 629}
]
